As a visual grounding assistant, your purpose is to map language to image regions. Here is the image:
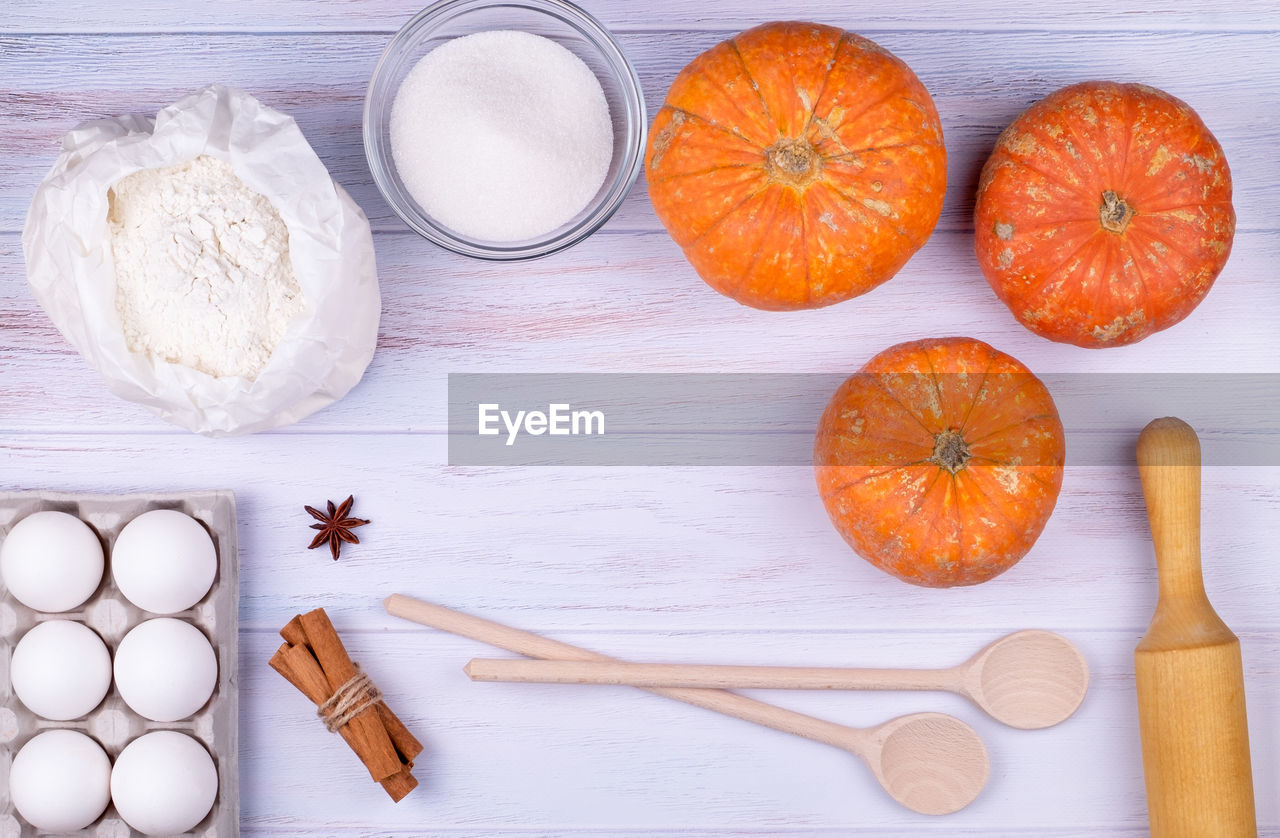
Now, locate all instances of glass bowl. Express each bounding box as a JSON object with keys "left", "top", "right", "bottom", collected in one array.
[{"left": 364, "top": 0, "right": 646, "bottom": 261}]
